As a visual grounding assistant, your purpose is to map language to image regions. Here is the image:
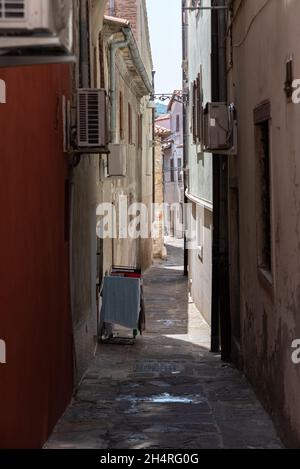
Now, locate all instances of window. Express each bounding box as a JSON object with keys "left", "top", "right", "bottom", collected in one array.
[
  {"left": 119, "top": 91, "right": 124, "bottom": 141},
  {"left": 254, "top": 102, "right": 272, "bottom": 276},
  {"left": 178, "top": 158, "right": 183, "bottom": 182},
  {"left": 284, "top": 58, "right": 294, "bottom": 100},
  {"left": 191, "top": 68, "right": 203, "bottom": 144},
  {"left": 128, "top": 103, "right": 133, "bottom": 144},
  {"left": 176, "top": 114, "right": 180, "bottom": 133},
  {"left": 137, "top": 114, "right": 143, "bottom": 149},
  {"left": 197, "top": 211, "right": 204, "bottom": 262},
  {"left": 196, "top": 71, "right": 203, "bottom": 141},
  {"left": 93, "top": 47, "right": 98, "bottom": 87},
  {"left": 192, "top": 80, "right": 197, "bottom": 143},
  {"left": 170, "top": 158, "right": 175, "bottom": 182}
]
